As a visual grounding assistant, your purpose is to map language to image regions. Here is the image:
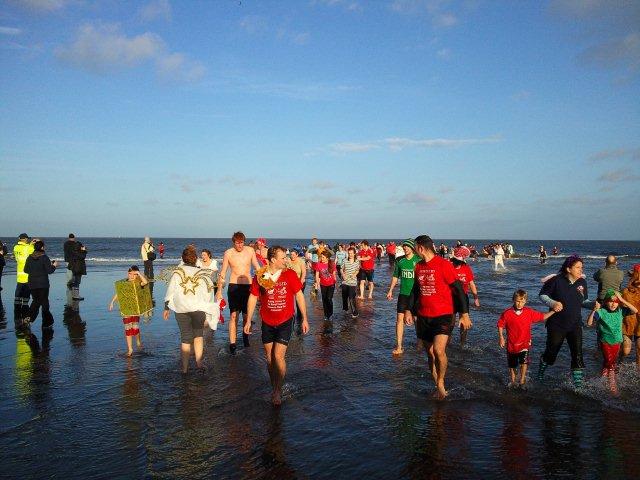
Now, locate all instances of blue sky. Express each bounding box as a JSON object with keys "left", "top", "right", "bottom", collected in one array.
[{"left": 1, "top": 0, "right": 639, "bottom": 240}]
